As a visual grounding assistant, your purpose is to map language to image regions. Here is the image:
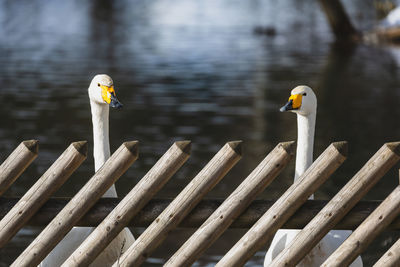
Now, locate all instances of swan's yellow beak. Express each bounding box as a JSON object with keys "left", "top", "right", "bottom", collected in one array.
[
  {"left": 101, "top": 85, "right": 123, "bottom": 108},
  {"left": 101, "top": 85, "right": 115, "bottom": 104},
  {"left": 289, "top": 94, "right": 302, "bottom": 109},
  {"left": 280, "top": 94, "right": 302, "bottom": 112}
]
